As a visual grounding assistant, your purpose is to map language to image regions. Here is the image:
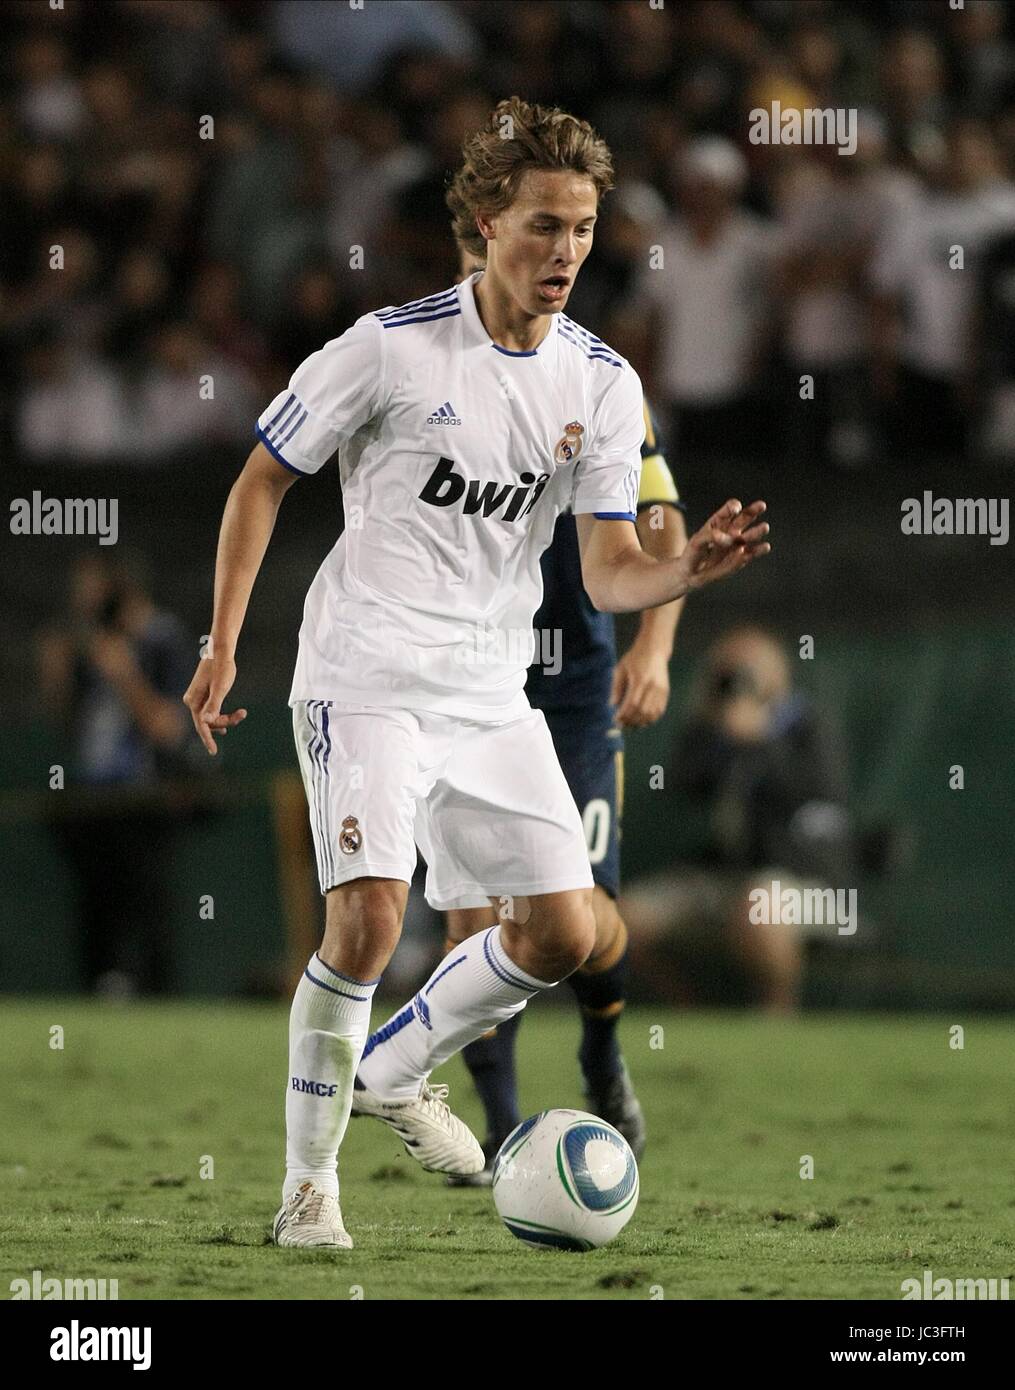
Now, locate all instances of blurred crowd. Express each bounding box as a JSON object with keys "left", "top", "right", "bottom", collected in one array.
[{"left": 3, "top": 0, "right": 1015, "bottom": 469}]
